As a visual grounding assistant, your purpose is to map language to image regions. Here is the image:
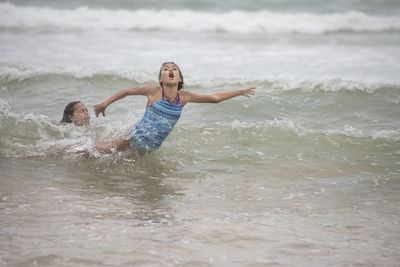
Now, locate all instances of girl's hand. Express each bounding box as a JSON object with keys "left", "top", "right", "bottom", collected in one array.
[
  {"left": 94, "top": 102, "right": 107, "bottom": 117},
  {"left": 241, "top": 86, "right": 257, "bottom": 97}
]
